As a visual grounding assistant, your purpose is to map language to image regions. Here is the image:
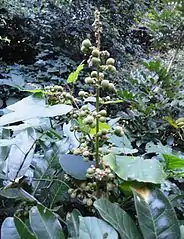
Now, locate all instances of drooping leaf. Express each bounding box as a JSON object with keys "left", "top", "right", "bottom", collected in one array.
[
  {"left": 29, "top": 204, "right": 64, "bottom": 239},
  {"left": 67, "top": 64, "right": 84, "bottom": 83},
  {"left": 163, "top": 116, "right": 178, "bottom": 129},
  {"left": 66, "top": 209, "right": 81, "bottom": 238},
  {"left": 59, "top": 154, "right": 95, "bottom": 180},
  {"left": 14, "top": 216, "right": 36, "bottom": 239},
  {"left": 163, "top": 154, "right": 184, "bottom": 170},
  {"left": 133, "top": 187, "right": 181, "bottom": 239},
  {"left": 0, "top": 103, "right": 73, "bottom": 126},
  {"left": 94, "top": 198, "right": 142, "bottom": 239},
  {"left": 1, "top": 217, "right": 20, "bottom": 239},
  {"left": 79, "top": 216, "right": 118, "bottom": 239},
  {"left": 5, "top": 128, "right": 37, "bottom": 181},
  {"left": 103, "top": 154, "right": 166, "bottom": 183}
]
